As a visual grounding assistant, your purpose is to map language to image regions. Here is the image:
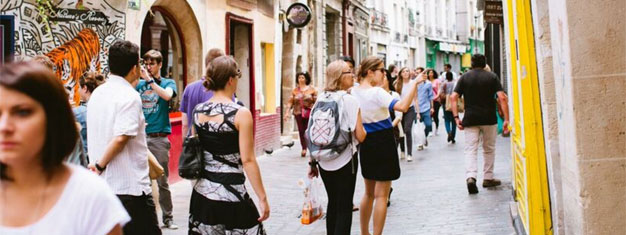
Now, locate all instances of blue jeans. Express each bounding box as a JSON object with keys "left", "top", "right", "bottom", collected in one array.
[
  {"left": 443, "top": 111, "right": 457, "bottom": 139},
  {"left": 419, "top": 111, "right": 433, "bottom": 137}
]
